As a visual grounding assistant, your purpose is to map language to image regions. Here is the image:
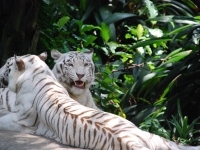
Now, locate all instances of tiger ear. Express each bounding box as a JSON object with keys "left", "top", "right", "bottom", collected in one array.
[
  {"left": 51, "top": 49, "right": 62, "bottom": 60},
  {"left": 14, "top": 55, "right": 25, "bottom": 71},
  {"left": 83, "top": 48, "right": 93, "bottom": 59},
  {"left": 38, "top": 52, "right": 47, "bottom": 61}
]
